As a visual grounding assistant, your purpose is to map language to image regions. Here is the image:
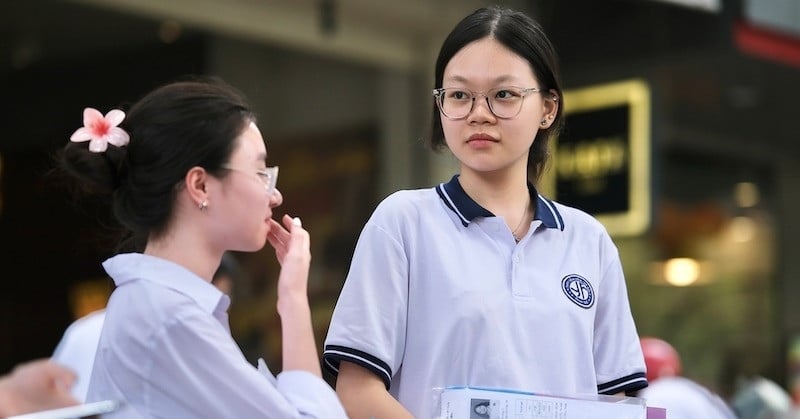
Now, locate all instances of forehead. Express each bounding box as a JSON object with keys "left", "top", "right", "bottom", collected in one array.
[
  {"left": 444, "top": 37, "right": 536, "bottom": 85},
  {"left": 230, "top": 121, "right": 267, "bottom": 161}
]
